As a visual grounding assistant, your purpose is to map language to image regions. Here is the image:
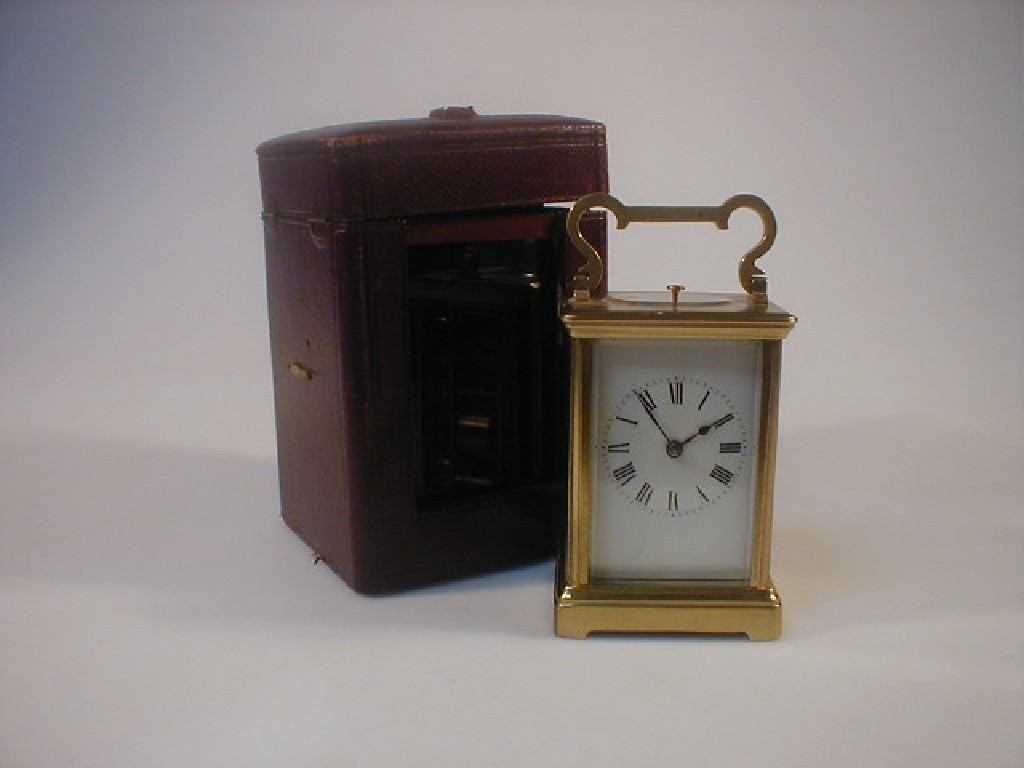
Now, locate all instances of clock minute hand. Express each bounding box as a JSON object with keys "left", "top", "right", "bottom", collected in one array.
[
  {"left": 635, "top": 389, "right": 688, "bottom": 459},
  {"left": 635, "top": 389, "right": 671, "bottom": 443},
  {"left": 630, "top": 387, "right": 688, "bottom": 460}
]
